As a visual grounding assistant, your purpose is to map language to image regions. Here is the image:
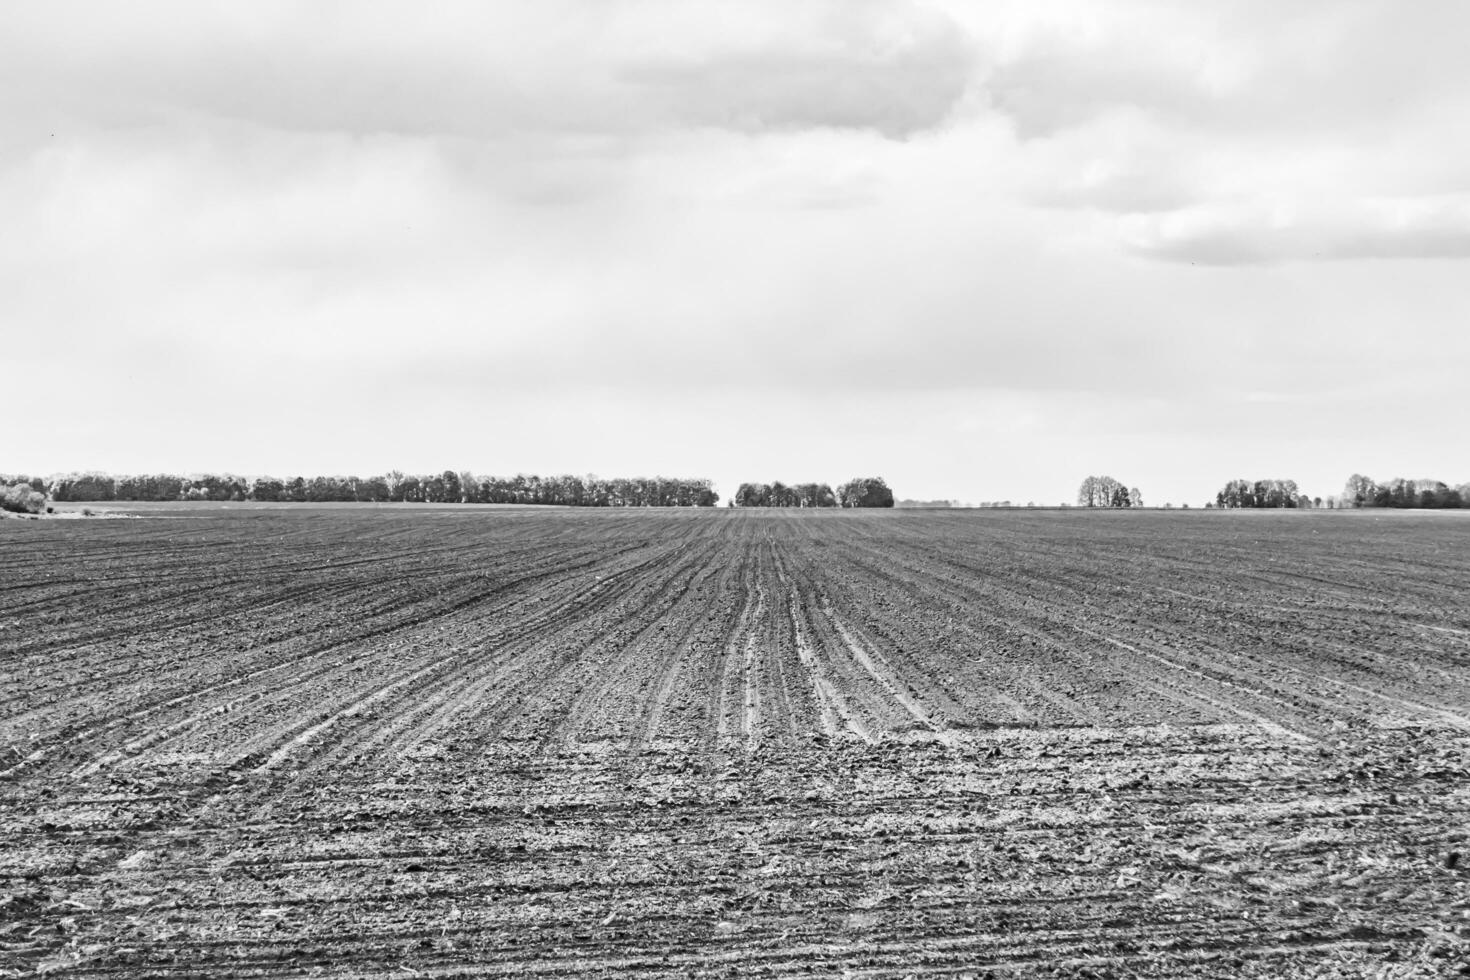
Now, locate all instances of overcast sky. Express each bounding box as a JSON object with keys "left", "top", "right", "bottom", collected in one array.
[{"left": 4, "top": 1, "right": 1467, "bottom": 505}]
